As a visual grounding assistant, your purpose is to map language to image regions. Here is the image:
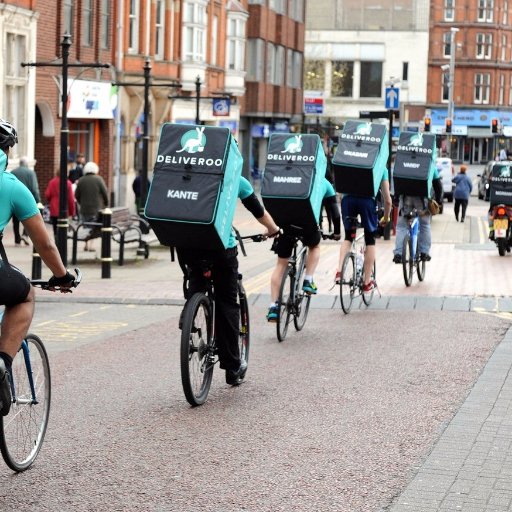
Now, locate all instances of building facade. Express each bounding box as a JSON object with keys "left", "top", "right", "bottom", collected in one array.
[
  {"left": 304, "top": 0, "right": 430, "bottom": 144},
  {"left": 427, "top": 0, "right": 512, "bottom": 163}
]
